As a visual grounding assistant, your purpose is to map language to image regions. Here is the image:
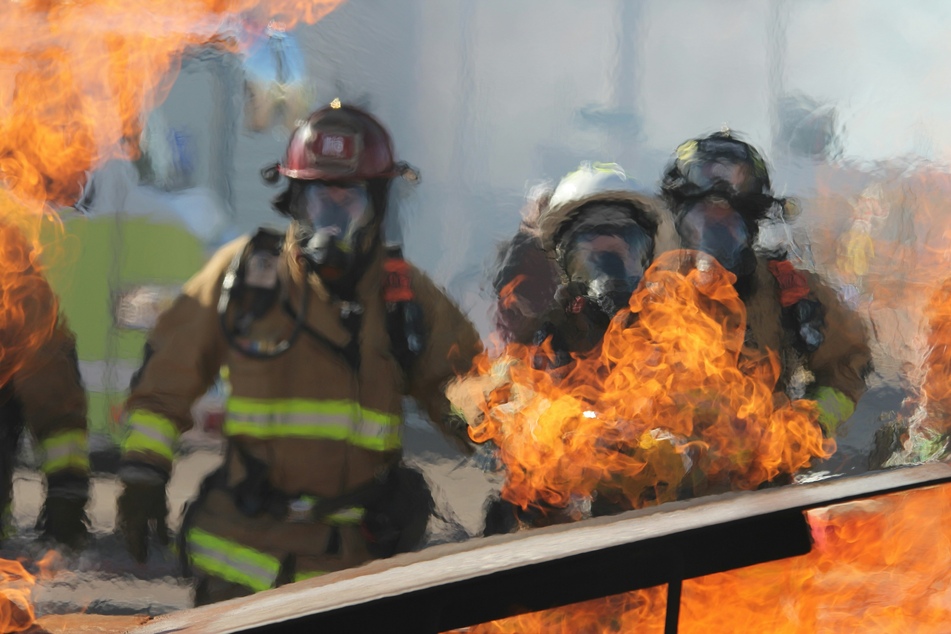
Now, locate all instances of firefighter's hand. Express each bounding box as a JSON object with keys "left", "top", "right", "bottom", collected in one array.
[
  {"left": 37, "top": 473, "right": 90, "bottom": 550},
  {"left": 116, "top": 463, "right": 170, "bottom": 563},
  {"left": 809, "top": 386, "right": 856, "bottom": 437}
]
